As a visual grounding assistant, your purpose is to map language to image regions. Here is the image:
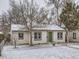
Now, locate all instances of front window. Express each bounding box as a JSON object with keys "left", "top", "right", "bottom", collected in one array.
[
  {"left": 34, "top": 32, "right": 42, "bottom": 41},
  {"left": 18, "top": 33, "right": 24, "bottom": 39},
  {"left": 73, "top": 33, "right": 76, "bottom": 39},
  {"left": 57, "top": 32, "right": 63, "bottom": 39}
]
